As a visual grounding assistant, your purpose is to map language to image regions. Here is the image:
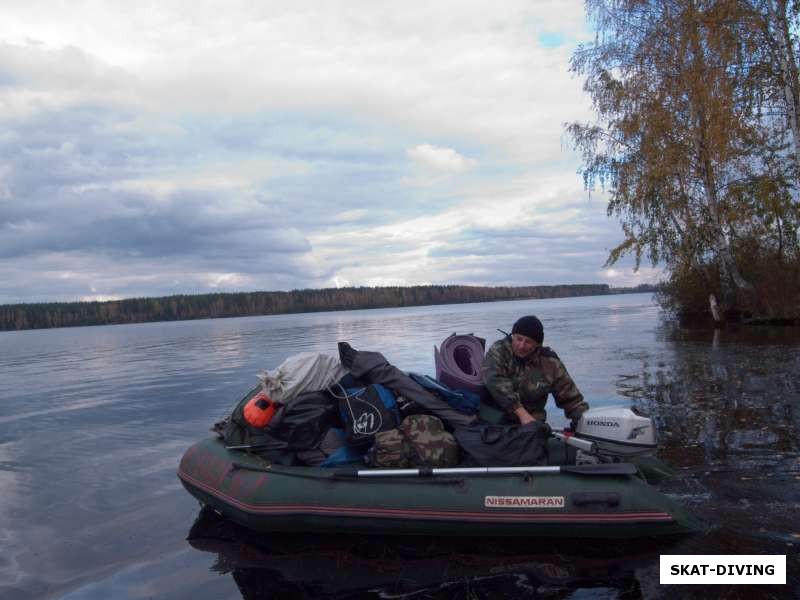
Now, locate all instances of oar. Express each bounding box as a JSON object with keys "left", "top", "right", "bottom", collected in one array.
[{"left": 334, "top": 462, "right": 637, "bottom": 479}]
